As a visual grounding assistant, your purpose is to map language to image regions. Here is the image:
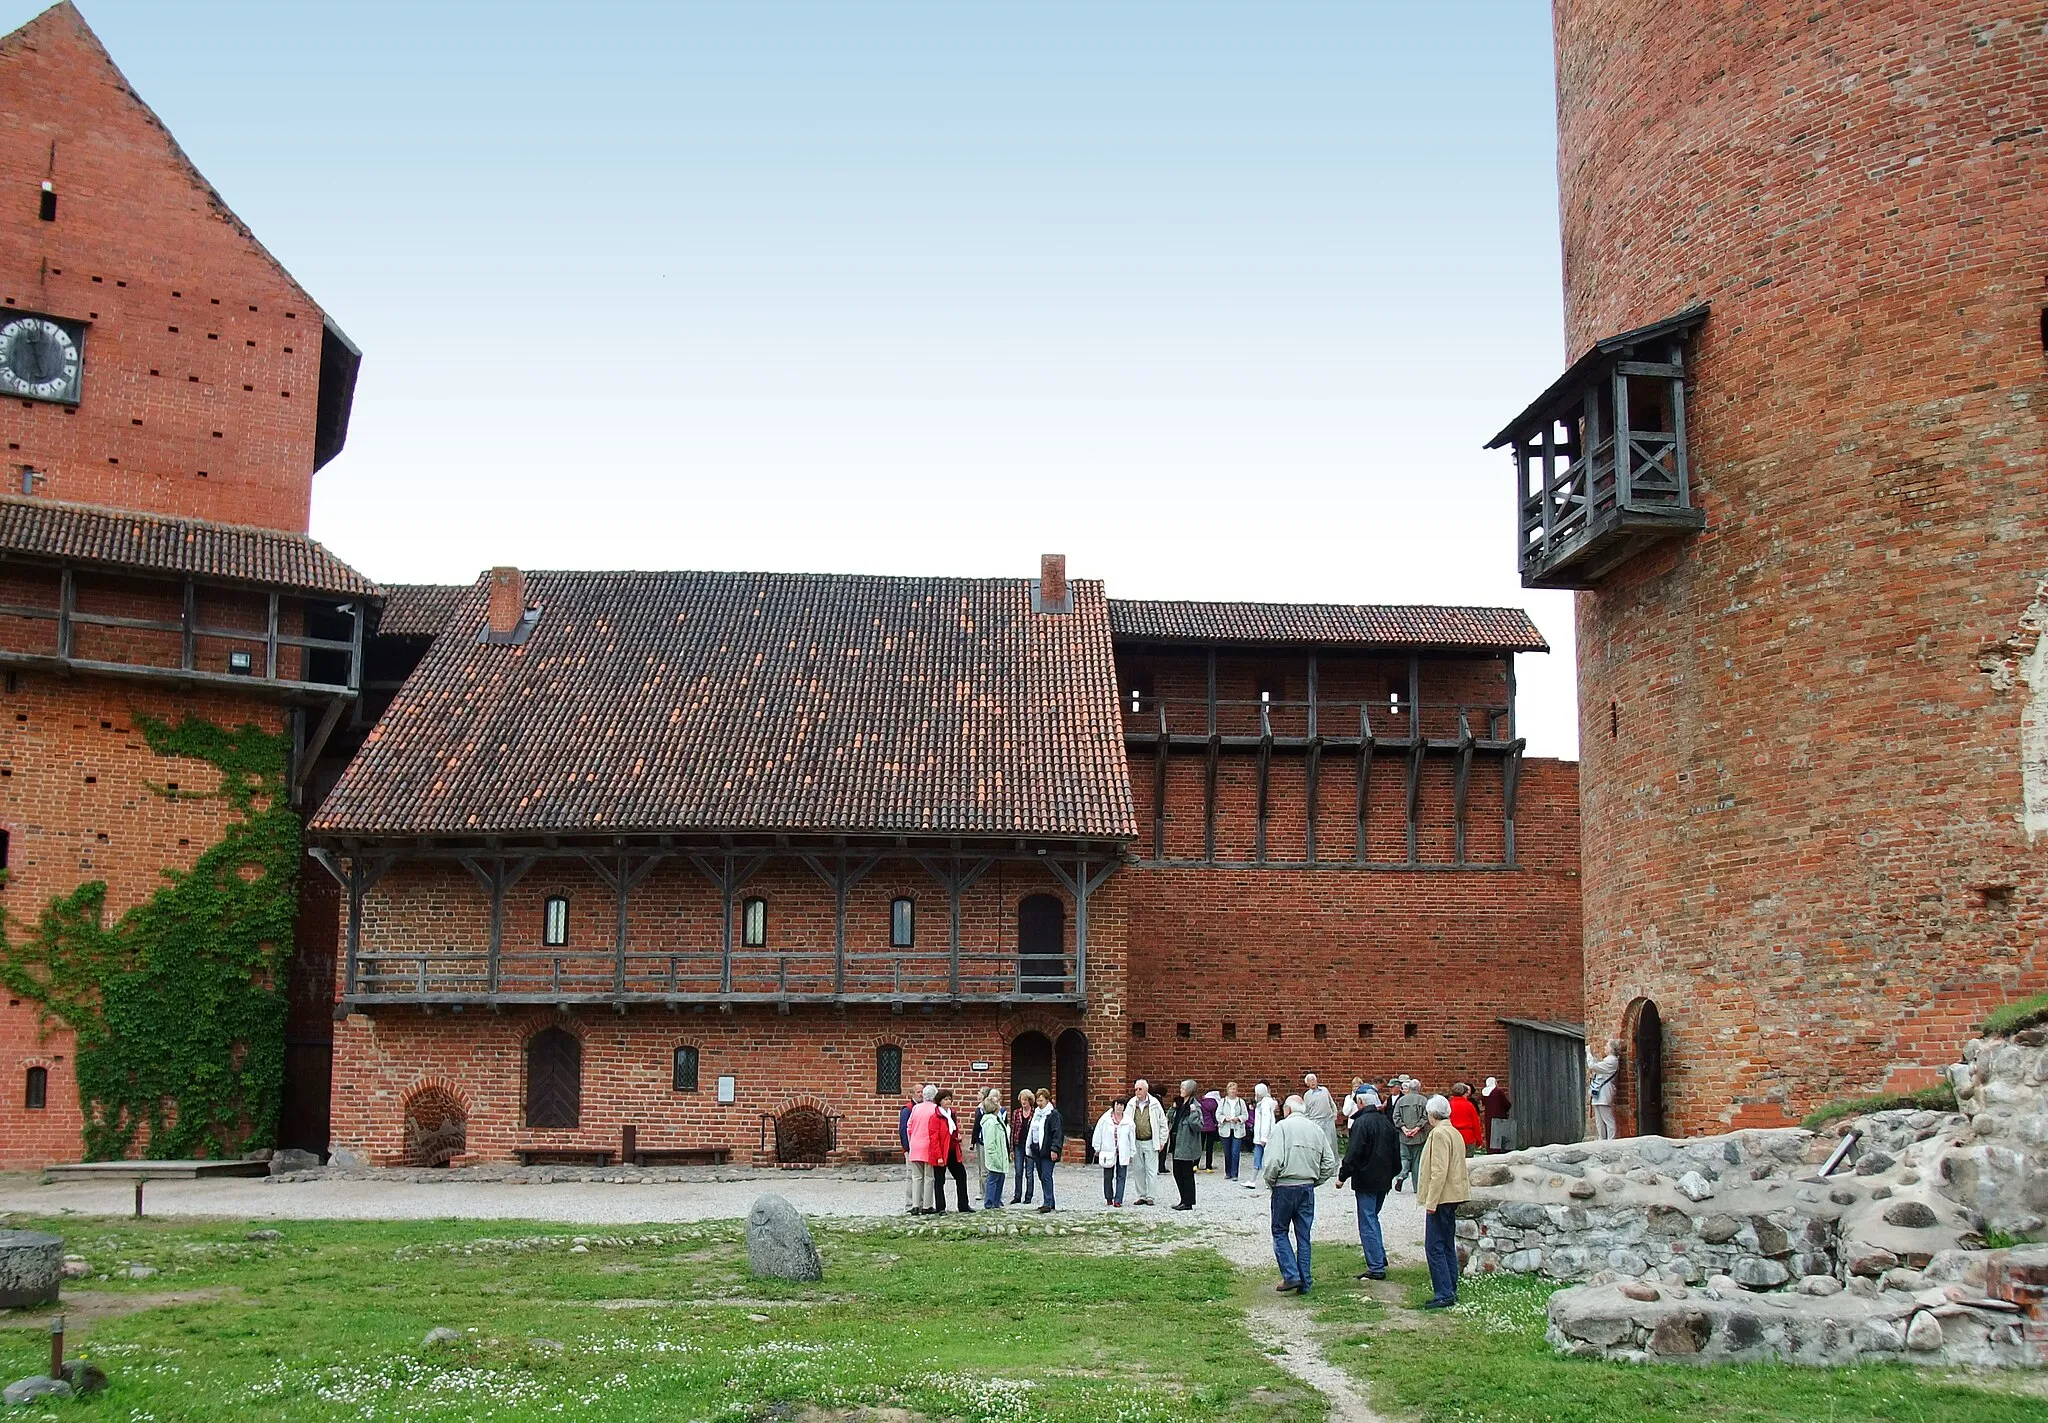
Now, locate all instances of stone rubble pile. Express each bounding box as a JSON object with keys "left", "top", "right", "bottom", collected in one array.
[{"left": 1468, "top": 1030, "right": 2048, "bottom": 1367}]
